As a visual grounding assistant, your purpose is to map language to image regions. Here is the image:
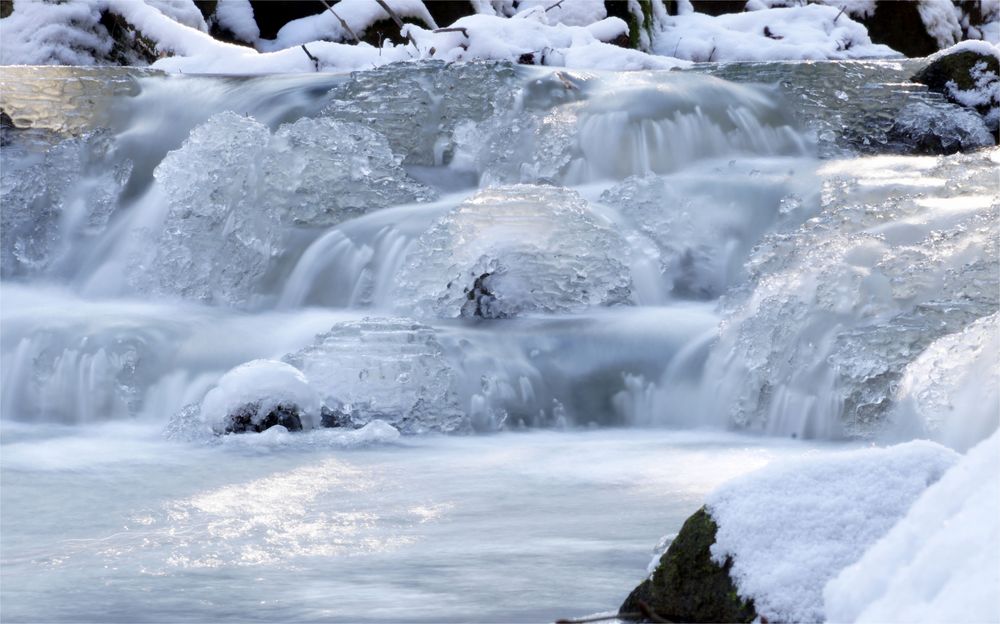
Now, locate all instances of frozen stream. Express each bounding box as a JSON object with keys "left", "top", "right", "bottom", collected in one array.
[{"left": 1, "top": 60, "right": 996, "bottom": 621}]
